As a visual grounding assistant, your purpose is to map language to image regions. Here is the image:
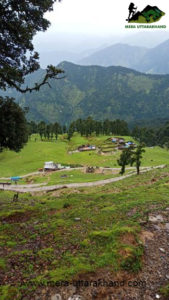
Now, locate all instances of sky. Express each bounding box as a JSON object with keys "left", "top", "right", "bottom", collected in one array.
[
  {"left": 33, "top": 0, "right": 169, "bottom": 66},
  {"left": 44, "top": 0, "right": 169, "bottom": 34}
]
